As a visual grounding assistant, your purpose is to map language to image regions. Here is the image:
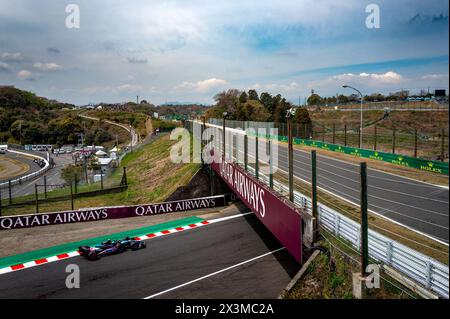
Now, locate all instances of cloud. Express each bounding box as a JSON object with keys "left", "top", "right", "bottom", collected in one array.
[
  {"left": 176, "top": 78, "right": 228, "bottom": 93},
  {"left": 16, "top": 70, "right": 34, "bottom": 81},
  {"left": 250, "top": 82, "right": 299, "bottom": 94},
  {"left": 47, "top": 47, "right": 61, "bottom": 54},
  {"left": 33, "top": 62, "right": 63, "bottom": 72},
  {"left": 116, "top": 84, "right": 143, "bottom": 93},
  {"left": 127, "top": 57, "right": 148, "bottom": 64},
  {"left": 0, "top": 62, "right": 10, "bottom": 72},
  {"left": 332, "top": 71, "right": 405, "bottom": 85},
  {"left": 1, "top": 52, "right": 25, "bottom": 62},
  {"left": 422, "top": 74, "right": 449, "bottom": 80}
]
